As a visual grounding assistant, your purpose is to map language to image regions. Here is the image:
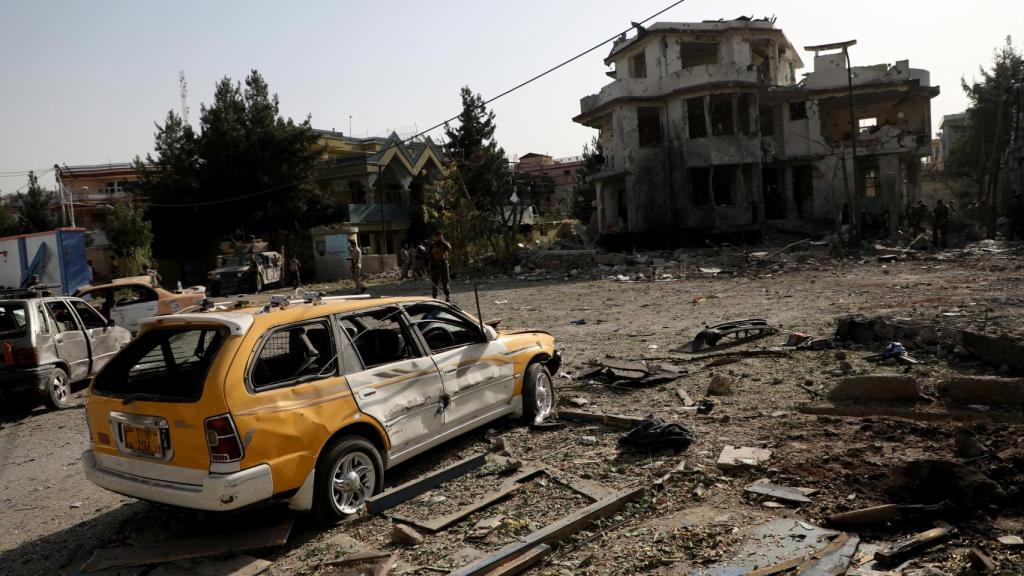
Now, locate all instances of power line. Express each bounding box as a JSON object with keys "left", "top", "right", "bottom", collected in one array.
[{"left": 137, "top": 0, "right": 689, "bottom": 209}]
